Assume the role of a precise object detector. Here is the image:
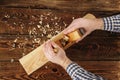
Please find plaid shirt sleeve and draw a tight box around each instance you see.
[66,62,105,80]
[103,14,120,32]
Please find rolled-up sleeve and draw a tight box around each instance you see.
[103,14,120,32]
[66,62,105,80]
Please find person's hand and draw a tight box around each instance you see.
[63,18,104,42]
[43,40,72,69]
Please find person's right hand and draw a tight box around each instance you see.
[63,18,104,42]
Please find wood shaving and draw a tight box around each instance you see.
[30,28,38,36]
[45,17,47,19]
[4,14,10,18]
[55,31,60,34]
[46,24,50,28]
[47,34,52,39]
[29,30,32,35]
[54,16,58,20]
[63,21,67,27]
[41,33,44,37]
[55,22,58,25]
[13,22,17,25]
[46,13,50,16]
[22,53,25,56]
[45,66,48,69]
[51,18,54,21]
[35,74,40,79]
[10,58,14,63]
[40,15,43,17]
[14,38,18,43]
[40,15,43,21]
[63,36,69,41]
[60,35,69,47]
[37,25,41,28]
[43,29,47,34]
[39,21,42,25]
[12,43,16,48]
[33,38,41,44]
[72,17,75,20]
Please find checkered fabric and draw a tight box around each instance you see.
[66,63,105,80]
[103,14,120,32]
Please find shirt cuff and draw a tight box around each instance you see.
[66,62,80,78]
[103,14,120,32]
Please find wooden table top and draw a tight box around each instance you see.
[0,0,120,80]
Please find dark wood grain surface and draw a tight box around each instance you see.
[0,0,120,11]
[0,0,120,80]
[1,61,120,80]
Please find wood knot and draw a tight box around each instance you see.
[52,68,58,72]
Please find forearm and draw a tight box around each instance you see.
[66,62,105,80]
[59,57,105,80]
[103,14,120,32]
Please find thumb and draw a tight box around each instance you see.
[51,41,61,53]
[51,41,60,48]
[76,32,90,43]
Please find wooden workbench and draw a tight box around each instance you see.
[0,0,120,80]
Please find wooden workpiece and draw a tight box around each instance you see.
[0,0,120,80]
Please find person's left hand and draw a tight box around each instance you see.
[43,40,72,69]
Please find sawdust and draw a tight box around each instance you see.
[3,10,72,61]
[10,58,14,63]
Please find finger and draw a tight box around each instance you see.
[45,40,55,52]
[47,41,56,56]
[62,21,75,33]
[76,32,90,43]
[51,41,60,48]
[63,25,76,34]
[46,41,54,52]
[51,41,60,53]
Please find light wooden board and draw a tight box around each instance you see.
[19,13,96,75]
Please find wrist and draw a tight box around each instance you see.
[94,18,104,30]
[61,57,72,70]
